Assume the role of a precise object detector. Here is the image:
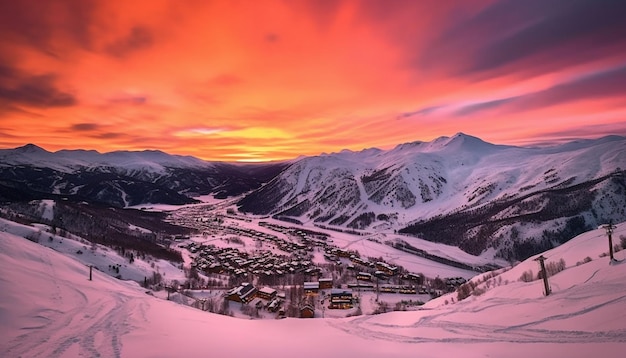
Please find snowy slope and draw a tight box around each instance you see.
[0,218,186,283]
[240,133,625,222]
[2,221,625,357]
[238,133,626,259]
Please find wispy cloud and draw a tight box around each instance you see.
[71,123,99,131]
[0,68,76,108]
[105,26,154,58]
[0,0,624,161]
[419,0,626,79]
[454,97,517,117]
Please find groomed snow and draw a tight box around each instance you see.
[2,221,626,357]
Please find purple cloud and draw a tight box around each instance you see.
[419,0,626,79]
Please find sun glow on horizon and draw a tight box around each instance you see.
[1,1,625,161]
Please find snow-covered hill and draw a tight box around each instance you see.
[0,144,287,206]
[0,217,186,283]
[238,133,626,260]
[2,219,625,357]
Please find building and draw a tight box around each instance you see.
[347,282,374,291]
[375,261,398,276]
[380,284,399,293]
[304,281,320,295]
[318,278,333,289]
[205,263,223,274]
[329,289,353,309]
[300,304,315,318]
[225,282,257,303]
[267,298,282,312]
[256,286,277,301]
[374,270,389,280]
[357,272,372,281]
[402,273,424,285]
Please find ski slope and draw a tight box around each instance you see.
[1,221,626,357]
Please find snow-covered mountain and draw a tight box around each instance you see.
[0,144,287,207]
[2,134,625,261]
[2,218,625,357]
[238,133,626,260]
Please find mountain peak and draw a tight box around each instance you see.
[432,133,500,154]
[14,143,48,154]
[446,132,483,143]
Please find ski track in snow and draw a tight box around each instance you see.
[3,248,146,358]
[3,217,626,357]
[328,289,626,345]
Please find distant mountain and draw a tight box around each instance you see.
[3,134,625,261]
[237,133,626,261]
[0,145,288,207]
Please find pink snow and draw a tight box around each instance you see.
[1,222,626,357]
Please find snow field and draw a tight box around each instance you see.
[1,221,626,357]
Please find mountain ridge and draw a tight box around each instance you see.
[237,134,626,261]
[2,134,625,260]
[0,144,289,206]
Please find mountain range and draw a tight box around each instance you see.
[237,133,626,260]
[2,133,625,261]
[0,144,287,206]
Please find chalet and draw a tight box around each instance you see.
[357,272,373,281]
[350,256,368,266]
[318,278,333,289]
[380,285,399,293]
[257,286,277,301]
[267,298,282,312]
[300,304,315,318]
[445,277,467,288]
[206,263,223,274]
[324,254,337,263]
[329,289,353,309]
[334,249,352,258]
[347,283,375,291]
[375,261,398,276]
[225,282,257,303]
[374,270,389,280]
[304,281,320,294]
[402,273,424,285]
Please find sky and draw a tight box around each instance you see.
[1,0,626,162]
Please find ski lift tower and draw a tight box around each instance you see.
[599,222,618,263]
[534,255,551,296]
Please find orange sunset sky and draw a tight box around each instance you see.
[1,0,625,162]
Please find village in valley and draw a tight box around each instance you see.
[148,201,474,320]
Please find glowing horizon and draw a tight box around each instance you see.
[1,1,625,162]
